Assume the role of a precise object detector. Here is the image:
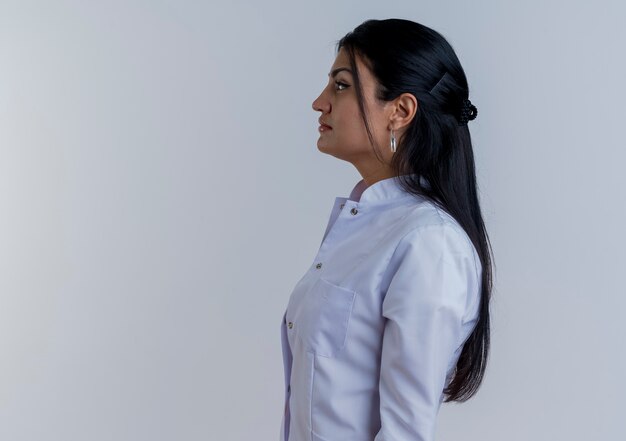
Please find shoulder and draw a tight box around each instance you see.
[400,198,469,242]
[395,198,481,274]
[385,201,482,320]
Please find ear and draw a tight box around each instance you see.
[388,93,418,130]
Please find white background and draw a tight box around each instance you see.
[1,1,624,440]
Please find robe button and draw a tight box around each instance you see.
[350,207,358,215]
[315,262,322,269]
[288,321,293,329]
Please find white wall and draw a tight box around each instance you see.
[0,1,623,440]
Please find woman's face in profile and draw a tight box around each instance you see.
[312,47,391,163]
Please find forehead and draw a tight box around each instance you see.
[332,47,351,66]
[330,47,372,79]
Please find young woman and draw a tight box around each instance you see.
[279,18,493,441]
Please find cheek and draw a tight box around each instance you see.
[334,105,364,132]
[341,114,369,139]
[334,122,372,153]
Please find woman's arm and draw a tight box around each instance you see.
[374,223,480,441]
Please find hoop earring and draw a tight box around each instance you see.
[390,128,397,153]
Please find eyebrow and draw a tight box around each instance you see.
[328,67,353,78]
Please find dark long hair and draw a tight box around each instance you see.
[336,18,494,402]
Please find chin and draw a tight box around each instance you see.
[316,140,330,151]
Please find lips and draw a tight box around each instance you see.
[318,119,332,128]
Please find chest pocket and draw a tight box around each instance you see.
[294,276,356,358]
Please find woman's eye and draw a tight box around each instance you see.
[334,81,349,91]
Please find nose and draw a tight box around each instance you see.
[312,89,330,114]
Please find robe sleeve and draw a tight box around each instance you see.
[373,223,481,441]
